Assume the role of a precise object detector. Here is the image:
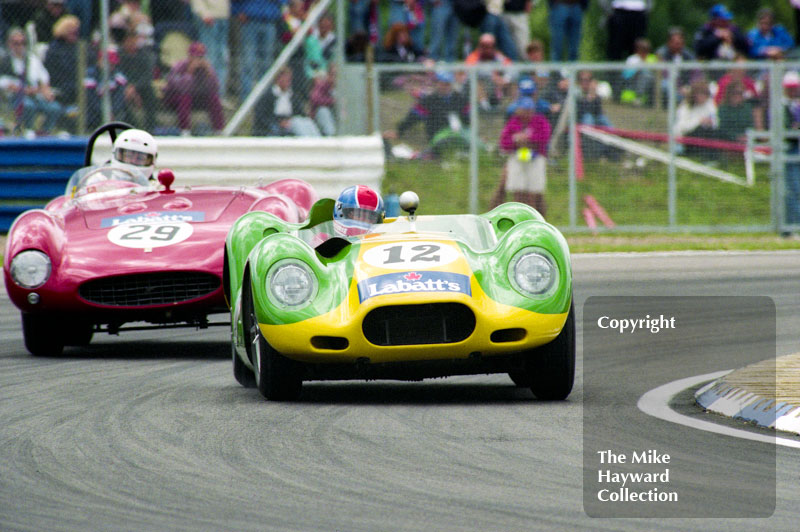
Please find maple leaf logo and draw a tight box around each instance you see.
[404,272,422,281]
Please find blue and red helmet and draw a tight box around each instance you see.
[333,185,385,236]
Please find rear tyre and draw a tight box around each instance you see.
[512,303,575,400]
[22,313,65,356]
[243,280,302,401]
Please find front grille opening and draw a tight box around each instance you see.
[363,303,475,346]
[491,328,527,343]
[311,336,349,350]
[79,272,220,307]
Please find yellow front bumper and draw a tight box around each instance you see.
[260,289,568,364]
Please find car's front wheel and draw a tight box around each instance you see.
[242,279,302,401]
[64,321,93,346]
[22,313,65,356]
[232,341,256,388]
[509,303,575,400]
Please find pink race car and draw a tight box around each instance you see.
[3,123,317,355]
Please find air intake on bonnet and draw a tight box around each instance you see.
[363,303,475,346]
[79,272,220,307]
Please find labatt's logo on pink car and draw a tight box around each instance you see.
[100,211,205,227]
[357,271,471,302]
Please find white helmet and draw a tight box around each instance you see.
[111,129,158,179]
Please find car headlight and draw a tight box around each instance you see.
[10,250,52,289]
[508,248,558,298]
[267,259,317,309]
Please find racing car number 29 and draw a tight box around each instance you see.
[107,222,194,249]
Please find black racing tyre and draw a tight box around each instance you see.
[64,321,94,346]
[512,303,575,400]
[507,370,531,387]
[21,313,65,356]
[243,280,302,401]
[232,341,256,388]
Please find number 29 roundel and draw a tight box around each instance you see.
[107,222,194,249]
[361,241,460,270]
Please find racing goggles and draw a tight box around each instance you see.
[340,207,383,224]
[115,148,154,167]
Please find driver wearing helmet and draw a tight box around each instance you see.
[333,185,385,236]
[110,128,158,180]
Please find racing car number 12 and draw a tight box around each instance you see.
[362,241,460,270]
[107,222,194,249]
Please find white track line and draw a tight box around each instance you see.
[637,371,800,449]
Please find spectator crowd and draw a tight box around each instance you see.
[0,1,799,143]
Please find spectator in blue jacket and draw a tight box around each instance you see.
[694,4,749,60]
[233,0,285,99]
[747,7,794,60]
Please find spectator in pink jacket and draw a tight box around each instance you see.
[498,95,551,215]
[163,41,225,136]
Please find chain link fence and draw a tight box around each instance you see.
[2,1,799,233]
[0,0,336,137]
[373,60,800,233]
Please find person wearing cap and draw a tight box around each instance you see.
[747,7,794,60]
[693,4,749,60]
[0,29,64,136]
[498,95,551,215]
[163,41,226,136]
[506,77,550,117]
[385,70,470,157]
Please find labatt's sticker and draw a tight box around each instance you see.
[101,211,205,227]
[357,271,470,302]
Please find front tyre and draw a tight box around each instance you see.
[516,303,575,400]
[22,313,65,356]
[64,320,93,346]
[243,279,302,401]
[232,342,256,388]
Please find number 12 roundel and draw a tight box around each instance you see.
[361,242,460,270]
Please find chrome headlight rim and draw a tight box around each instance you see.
[266,259,318,310]
[10,250,52,289]
[508,247,559,299]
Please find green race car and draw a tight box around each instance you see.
[224,193,574,401]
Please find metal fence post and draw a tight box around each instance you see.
[667,64,677,228]
[771,63,785,233]
[567,67,577,230]
[335,0,346,131]
[99,0,111,124]
[371,64,380,134]
[469,68,479,214]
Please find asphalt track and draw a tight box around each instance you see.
[1,251,799,531]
